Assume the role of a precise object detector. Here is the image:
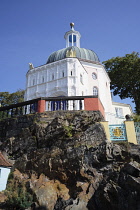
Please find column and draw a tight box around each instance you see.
[100,121,111,141]
[124,121,137,144]
[38,100,46,113]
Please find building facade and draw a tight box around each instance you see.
[24,23,132,124]
[0,152,12,191]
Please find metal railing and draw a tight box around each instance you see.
[0,99,38,119]
[0,96,98,120]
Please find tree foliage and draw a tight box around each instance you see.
[103,52,140,114]
[132,114,140,122]
[0,89,25,107]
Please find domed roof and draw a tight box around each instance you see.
[46,46,100,64]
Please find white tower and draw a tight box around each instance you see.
[64,23,81,48]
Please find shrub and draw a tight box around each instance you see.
[5,180,33,210]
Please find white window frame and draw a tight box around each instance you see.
[115,107,123,118]
[93,86,98,96]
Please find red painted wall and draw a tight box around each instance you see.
[37,100,46,113]
[84,98,105,117]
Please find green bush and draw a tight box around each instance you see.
[5,180,33,210]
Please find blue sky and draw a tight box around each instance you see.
[0,0,140,111]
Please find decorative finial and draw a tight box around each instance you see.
[29,63,34,70]
[70,22,74,30]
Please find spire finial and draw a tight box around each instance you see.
[70,22,74,30]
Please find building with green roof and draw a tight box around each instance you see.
[24,23,132,124]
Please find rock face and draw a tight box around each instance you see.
[0,111,140,210]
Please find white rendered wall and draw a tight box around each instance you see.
[67,58,88,96]
[0,167,11,191]
[25,60,70,101]
[106,102,133,124]
[25,58,90,101]
[82,63,99,96]
[81,61,113,119]
[97,65,113,114]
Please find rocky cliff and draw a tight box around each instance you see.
[0,111,140,210]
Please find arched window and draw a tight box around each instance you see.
[92,73,97,80]
[93,87,98,96]
[52,74,54,80]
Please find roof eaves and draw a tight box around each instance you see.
[0,152,12,168]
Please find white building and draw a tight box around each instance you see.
[24,23,132,124]
[106,102,133,124]
[0,152,12,191]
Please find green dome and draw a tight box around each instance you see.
[46,46,100,64]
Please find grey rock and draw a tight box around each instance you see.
[0,111,140,210]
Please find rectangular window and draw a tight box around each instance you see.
[80,74,83,84]
[115,107,123,118]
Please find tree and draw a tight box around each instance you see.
[103,52,140,114]
[0,89,25,107]
[132,114,140,122]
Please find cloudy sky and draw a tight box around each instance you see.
[0,0,140,110]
